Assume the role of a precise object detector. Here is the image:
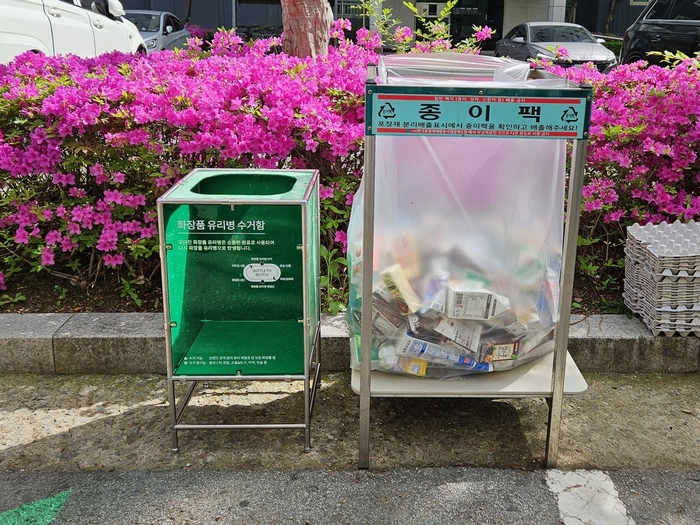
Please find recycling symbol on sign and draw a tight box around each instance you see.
[378,102,396,119]
[561,106,579,123]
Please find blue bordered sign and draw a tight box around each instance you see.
[366,88,592,139]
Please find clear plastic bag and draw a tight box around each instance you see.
[347,133,566,378]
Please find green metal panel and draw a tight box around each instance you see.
[306,184,320,357]
[163,168,315,202]
[159,169,318,377]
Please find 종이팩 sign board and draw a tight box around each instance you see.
[365,89,592,139]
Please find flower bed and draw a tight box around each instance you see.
[1,24,700,314]
[0,29,373,311]
[541,61,700,310]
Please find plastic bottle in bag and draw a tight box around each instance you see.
[395,337,492,372]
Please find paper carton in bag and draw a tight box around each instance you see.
[433,317,481,353]
[446,281,510,320]
[381,264,422,315]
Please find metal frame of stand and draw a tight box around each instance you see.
[165,330,321,452]
[357,60,593,469]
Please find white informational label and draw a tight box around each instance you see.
[434,318,481,353]
[243,263,281,283]
[446,283,510,320]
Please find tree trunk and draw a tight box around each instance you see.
[604,0,618,34]
[183,0,193,24]
[280,0,334,58]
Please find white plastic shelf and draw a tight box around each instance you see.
[351,349,587,398]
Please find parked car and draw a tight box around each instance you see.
[621,0,700,65]
[123,10,190,53]
[0,0,146,64]
[495,22,618,71]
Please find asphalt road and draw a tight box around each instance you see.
[1,468,699,524]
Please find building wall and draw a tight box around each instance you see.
[381,0,420,31]
[234,4,283,32]
[502,0,548,34]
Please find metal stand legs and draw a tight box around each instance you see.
[167,326,321,453]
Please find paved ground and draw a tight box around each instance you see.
[1,371,699,524]
[2,372,700,473]
[1,468,699,524]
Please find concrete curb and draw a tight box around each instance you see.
[0,313,698,375]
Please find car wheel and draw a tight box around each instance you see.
[136,46,147,56]
[622,51,645,65]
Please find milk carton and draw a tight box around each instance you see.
[446,281,510,320]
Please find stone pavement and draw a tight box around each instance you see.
[1,371,699,473]
[1,312,699,524]
[1,313,699,374]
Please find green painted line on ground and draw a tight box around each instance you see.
[0,490,71,525]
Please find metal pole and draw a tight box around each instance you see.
[545,138,588,468]
[168,380,179,452]
[359,109,377,469]
[302,203,312,453]
[158,202,180,453]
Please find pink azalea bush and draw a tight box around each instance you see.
[0,28,376,304]
[184,24,214,41]
[540,59,700,309]
[542,60,700,225]
[2,18,699,313]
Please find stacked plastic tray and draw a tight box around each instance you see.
[623,220,700,336]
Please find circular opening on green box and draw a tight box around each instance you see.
[192,174,297,196]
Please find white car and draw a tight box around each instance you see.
[495,22,617,72]
[124,10,190,54]
[0,0,146,64]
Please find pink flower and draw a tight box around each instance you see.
[345,193,354,206]
[52,172,76,187]
[91,163,110,184]
[604,210,626,222]
[68,188,87,198]
[319,185,335,200]
[96,227,118,251]
[392,26,413,44]
[41,247,55,266]
[45,230,63,245]
[331,18,352,39]
[553,45,570,62]
[0,272,6,291]
[103,253,124,267]
[15,228,29,244]
[334,230,348,253]
[61,235,78,252]
[474,26,494,43]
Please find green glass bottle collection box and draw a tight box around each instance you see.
[158,169,320,378]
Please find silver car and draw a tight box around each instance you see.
[124,10,190,53]
[495,22,617,71]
